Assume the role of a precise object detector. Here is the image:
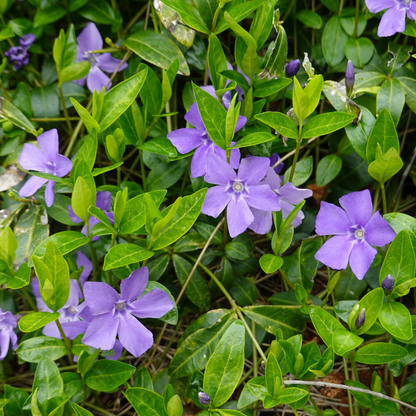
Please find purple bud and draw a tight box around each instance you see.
[198,392,210,405]
[5,46,29,70]
[285,59,300,77]
[270,153,283,175]
[20,34,36,48]
[382,275,394,295]
[345,60,355,96]
[355,308,365,330]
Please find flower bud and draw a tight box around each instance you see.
[345,60,355,96]
[198,392,210,405]
[355,308,366,330]
[20,34,36,48]
[294,353,304,375]
[382,275,394,295]
[285,59,300,77]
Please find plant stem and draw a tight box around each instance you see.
[380,183,388,215]
[55,319,73,363]
[20,287,37,311]
[353,0,360,38]
[117,166,121,187]
[86,222,98,281]
[125,3,148,34]
[350,350,360,382]
[289,138,302,182]
[252,320,258,378]
[58,82,73,135]
[309,395,322,416]
[139,151,147,191]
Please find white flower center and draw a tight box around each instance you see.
[116,301,126,310]
[69,306,77,314]
[232,182,244,193]
[354,229,365,240]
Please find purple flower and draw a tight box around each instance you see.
[5,46,29,70]
[345,60,355,96]
[382,274,395,294]
[365,0,416,37]
[68,191,114,241]
[75,22,128,93]
[20,34,36,48]
[201,154,280,238]
[285,59,301,77]
[314,190,396,280]
[0,308,17,360]
[198,392,211,405]
[81,267,173,358]
[19,129,72,207]
[270,153,284,175]
[167,89,246,178]
[249,167,313,235]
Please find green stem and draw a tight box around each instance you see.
[353,0,360,38]
[289,138,302,182]
[83,402,113,415]
[20,287,37,311]
[32,117,79,122]
[76,277,84,299]
[58,82,73,135]
[343,356,355,415]
[211,3,223,32]
[252,320,258,378]
[309,395,322,416]
[140,150,147,191]
[55,319,73,363]
[373,183,381,214]
[125,3,148,34]
[380,183,388,215]
[165,101,172,133]
[117,166,121,187]
[107,233,117,284]
[86,222,98,281]
[350,350,360,382]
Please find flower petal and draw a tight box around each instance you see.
[279,182,313,205]
[365,0,395,13]
[235,115,247,132]
[86,66,111,93]
[68,206,83,224]
[82,313,118,351]
[377,6,406,37]
[19,143,48,171]
[167,128,203,154]
[61,321,89,340]
[96,53,127,73]
[201,185,231,218]
[263,167,282,190]
[77,252,93,284]
[55,155,72,177]
[120,267,149,303]
[227,196,254,238]
[364,212,396,246]
[77,22,103,53]
[19,176,47,198]
[96,191,111,211]
[248,208,273,235]
[237,156,270,185]
[314,236,353,270]
[44,180,55,207]
[131,288,173,318]
[0,330,11,360]
[37,129,59,163]
[184,102,206,132]
[204,152,236,185]
[339,190,373,227]
[191,141,212,178]
[118,313,153,357]
[83,281,119,315]
[244,185,281,211]
[280,200,304,228]
[105,339,123,360]
[349,241,377,280]
[408,3,416,20]
[315,201,351,236]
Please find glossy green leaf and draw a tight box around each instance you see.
[33,358,63,403]
[379,302,413,340]
[301,112,355,139]
[344,380,373,408]
[316,154,342,186]
[259,254,283,274]
[0,97,38,136]
[72,176,94,224]
[283,156,313,187]
[279,387,309,404]
[16,336,68,363]
[18,312,59,333]
[60,61,91,84]
[384,213,416,255]
[322,16,348,66]
[304,75,324,117]
[356,288,384,335]
[292,77,309,125]
[296,10,322,29]
[72,404,94,416]
[103,243,154,270]
[368,147,403,184]
[265,352,282,397]
[344,37,374,68]
[309,305,344,347]
[354,342,407,364]
[0,227,17,266]
[70,97,100,133]
[231,132,275,149]
[253,78,292,98]
[6,263,31,290]
[137,137,177,158]
[376,78,405,126]
[332,329,363,356]
[255,112,298,139]
[124,388,166,416]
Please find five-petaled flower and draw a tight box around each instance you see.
[0,308,18,360]
[19,129,72,207]
[314,190,396,280]
[201,154,281,238]
[81,266,173,358]
[75,22,128,93]
[365,0,416,37]
[5,34,36,70]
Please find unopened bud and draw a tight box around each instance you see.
[285,59,300,77]
[198,392,210,405]
[294,353,304,375]
[355,308,366,330]
[382,275,394,295]
[345,60,355,96]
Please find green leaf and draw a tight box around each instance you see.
[332,329,363,356]
[124,31,190,76]
[259,254,283,274]
[33,358,63,403]
[321,16,348,66]
[172,255,210,311]
[321,0,339,12]
[152,189,208,250]
[137,137,177,158]
[0,227,17,266]
[18,312,59,333]
[243,306,305,338]
[366,108,399,164]
[103,243,154,270]
[384,213,416,255]
[316,154,342,186]
[292,77,309,125]
[296,10,322,29]
[344,37,374,68]
[147,160,188,191]
[345,107,375,160]
[279,387,309,404]
[356,288,384,335]
[397,76,416,114]
[304,75,324,117]
[207,33,228,92]
[237,377,267,408]
[344,380,373,408]
[72,176,94,223]
[193,83,227,149]
[60,61,91,84]
[255,112,298,139]
[98,70,148,131]
[354,342,408,364]
[16,336,68,363]
[124,388,166,416]
[85,360,135,392]
[388,42,412,74]
[34,6,66,27]
[89,206,115,231]
[92,162,123,177]
[203,321,245,407]
[77,0,117,25]
[253,78,292,98]
[379,302,413,340]
[376,78,405,126]
[70,97,100,133]
[309,305,344,347]
[231,132,275,149]
[6,263,31,290]
[283,156,313,187]
[114,187,128,229]
[0,97,38,136]
[368,147,403,184]
[133,367,153,390]
[301,112,356,139]
[72,404,94,416]
[265,353,282,397]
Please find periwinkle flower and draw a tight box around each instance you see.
[20,34,36,48]
[198,392,211,405]
[5,46,29,70]
[355,308,366,330]
[19,129,72,207]
[201,154,280,238]
[0,308,17,360]
[68,191,114,241]
[345,60,355,97]
[365,0,416,37]
[167,90,246,178]
[249,167,313,235]
[270,153,284,175]
[382,274,395,295]
[75,22,128,93]
[314,190,396,280]
[81,266,173,357]
[285,59,301,77]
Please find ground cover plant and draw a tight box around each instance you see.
[0,0,416,415]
